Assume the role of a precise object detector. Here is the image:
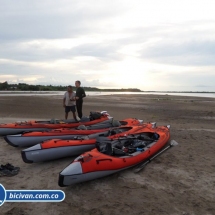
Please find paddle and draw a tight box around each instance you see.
[133,140,179,173]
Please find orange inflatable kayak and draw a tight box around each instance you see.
[58,123,170,186]
[21,124,152,163]
[0,111,111,136]
[5,118,143,147]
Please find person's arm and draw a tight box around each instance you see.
[63,93,66,107]
[75,89,80,100]
[75,88,85,100]
[82,88,86,98]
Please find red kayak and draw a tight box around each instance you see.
[21,124,152,163]
[5,118,143,147]
[0,111,111,136]
[58,124,170,186]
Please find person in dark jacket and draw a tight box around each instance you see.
[75,80,86,119]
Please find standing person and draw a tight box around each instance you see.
[75,80,86,119]
[63,85,77,120]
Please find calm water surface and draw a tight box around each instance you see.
[0,91,215,98]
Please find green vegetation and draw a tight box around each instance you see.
[0,81,142,92]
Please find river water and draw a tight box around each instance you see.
[0,91,215,98]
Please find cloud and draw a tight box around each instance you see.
[0,40,124,63]
[140,39,215,66]
[138,21,215,66]
[0,0,127,41]
[0,0,215,91]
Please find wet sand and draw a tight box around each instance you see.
[0,94,215,215]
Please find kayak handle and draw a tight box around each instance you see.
[96,159,112,164]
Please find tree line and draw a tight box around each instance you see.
[0,81,142,92]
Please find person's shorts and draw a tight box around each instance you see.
[65,106,76,113]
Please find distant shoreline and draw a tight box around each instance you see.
[0,91,215,99]
[0,90,215,94]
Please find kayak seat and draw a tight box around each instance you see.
[95,141,113,156]
[108,129,123,136]
[112,147,127,156]
[112,120,121,127]
[118,121,127,126]
[137,133,160,141]
[87,131,109,139]
[89,112,103,121]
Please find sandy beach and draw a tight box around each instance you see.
[0,94,215,215]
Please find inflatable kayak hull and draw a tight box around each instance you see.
[5,118,142,147]
[22,143,96,163]
[58,124,170,186]
[4,118,143,147]
[21,125,149,163]
[0,111,111,136]
[4,118,114,147]
[5,134,82,147]
[59,165,125,186]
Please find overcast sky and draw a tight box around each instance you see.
[0,0,215,91]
